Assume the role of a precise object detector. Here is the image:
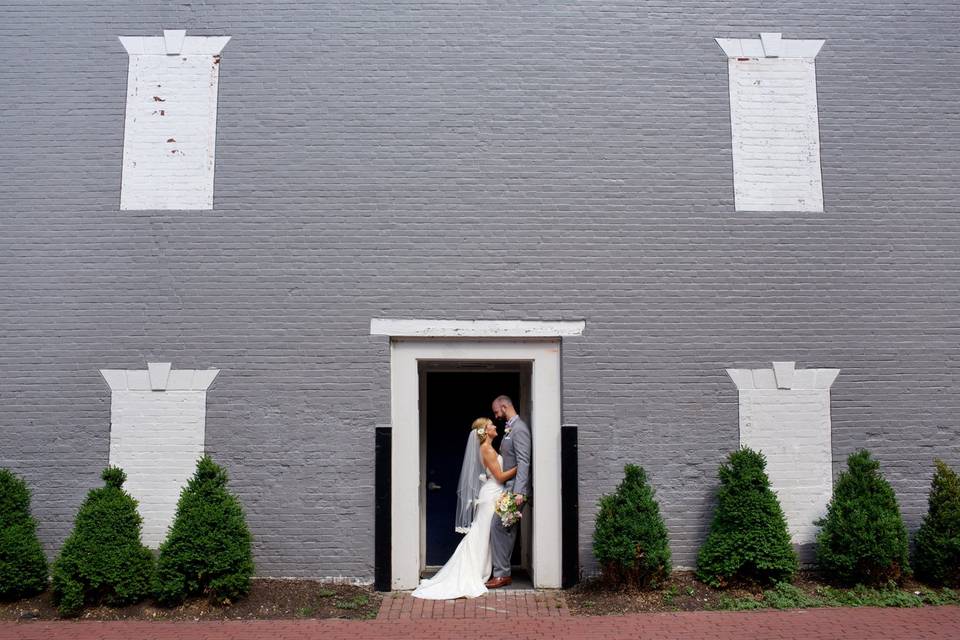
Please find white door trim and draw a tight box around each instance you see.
[371,318,585,338]
[388,339,563,589]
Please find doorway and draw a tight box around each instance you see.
[420,362,532,570]
[386,338,565,590]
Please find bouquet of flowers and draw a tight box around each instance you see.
[494,491,523,528]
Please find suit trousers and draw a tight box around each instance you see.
[490,501,528,578]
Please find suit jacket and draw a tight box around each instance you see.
[500,417,531,497]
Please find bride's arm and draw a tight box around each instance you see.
[481,444,517,484]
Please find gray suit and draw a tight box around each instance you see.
[491,416,531,577]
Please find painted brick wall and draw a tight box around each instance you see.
[119,35,229,210]
[1,1,958,580]
[741,390,832,548]
[108,390,206,548]
[727,57,824,212]
[729,363,839,551]
[101,365,218,547]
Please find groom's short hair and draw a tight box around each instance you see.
[494,395,514,409]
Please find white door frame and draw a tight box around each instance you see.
[417,360,533,573]
[388,338,564,589]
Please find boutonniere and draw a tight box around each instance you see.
[504,427,512,436]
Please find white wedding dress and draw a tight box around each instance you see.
[412,455,503,600]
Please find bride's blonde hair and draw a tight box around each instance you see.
[472,417,492,443]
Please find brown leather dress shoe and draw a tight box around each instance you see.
[485,576,512,589]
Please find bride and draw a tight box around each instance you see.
[412,417,517,599]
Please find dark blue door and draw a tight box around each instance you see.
[424,370,522,566]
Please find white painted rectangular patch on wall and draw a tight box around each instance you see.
[727,362,839,545]
[119,31,230,210]
[716,34,826,212]
[100,363,220,547]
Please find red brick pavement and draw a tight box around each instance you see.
[2,606,959,640]
[377,589,568,619]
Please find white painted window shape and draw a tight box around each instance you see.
[119,30,231,210]
[726,361,839,545]
[100,362,220,547]
[716,33,826,212]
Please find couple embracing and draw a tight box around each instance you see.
[412,395,531,600]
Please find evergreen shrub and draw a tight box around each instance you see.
[913,459,960,586]
[592,464,671,588]
[815,450,910,585]
[0,469,48,600]
[51,467,154,617]
[153,456,254,606]
[696,448,798,587]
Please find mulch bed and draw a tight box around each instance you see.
[567,571,748,615]
[0,580,380,621]
[564,570,949,616]
[6,573,954,620]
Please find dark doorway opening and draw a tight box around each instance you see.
[420,362,531,570]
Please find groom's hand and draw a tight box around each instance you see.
[514,494,526,506]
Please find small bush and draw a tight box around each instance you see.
[762,582,818,609]
[153,456,254,606]
[714,594,764,611]
[913,460,960,586]
[593,464,671,588]
[815,450,910,585]
[334,594,369,610]
[815,583,924,608]
[0,469,49,600]
[51,467,154,617]
[921,587,960,606]
[696,448,798,587]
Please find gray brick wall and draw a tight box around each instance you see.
[1,1,958,579]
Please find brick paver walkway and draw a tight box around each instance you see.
[2,606,959,640]
[377,589,568,619]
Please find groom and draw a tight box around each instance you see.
[486,395,531,589]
